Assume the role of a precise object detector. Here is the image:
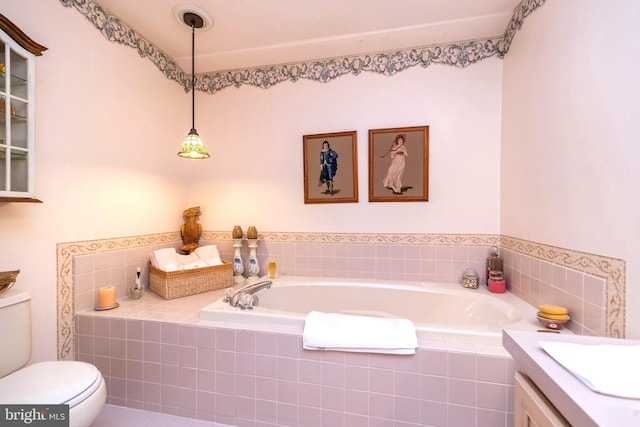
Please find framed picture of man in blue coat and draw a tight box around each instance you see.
[303,130,358,204]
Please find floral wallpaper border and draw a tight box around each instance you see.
[56,231,622,360]
[59,0,545,94]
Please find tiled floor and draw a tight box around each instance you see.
[90,404,233,427]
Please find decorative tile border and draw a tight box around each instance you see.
[59,0,546,94]
[500,235,626,338]
[256,231,500,246]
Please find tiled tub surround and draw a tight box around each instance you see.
[59,231,623,362]
[61,232,501,361]
[62,231,622,425]
[75,290,516,427]
[500,237,625,338]
[502,249,608,337]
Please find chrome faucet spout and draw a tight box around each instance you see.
[226,280,273,307]
[242,280,273,296]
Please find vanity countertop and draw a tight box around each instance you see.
[503,329,640,427]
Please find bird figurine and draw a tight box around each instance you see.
[180,206,202,254]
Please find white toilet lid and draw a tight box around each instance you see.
[0,361,103,407]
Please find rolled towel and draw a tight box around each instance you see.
[303,311,418,355]
[151,248,179,270]
[194,245,223,266]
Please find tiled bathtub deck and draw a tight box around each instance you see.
[76,286,515,427]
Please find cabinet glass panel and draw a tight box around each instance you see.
[9,98,27,149]
[9,49,27,99]
[0,147,5,190]
[0,109,5,146]
[10,149,28,192]
[0,43,5,94]
[0,17,40,198]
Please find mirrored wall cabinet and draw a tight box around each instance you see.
[0,14,46,203]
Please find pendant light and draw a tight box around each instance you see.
[178,11,209,159]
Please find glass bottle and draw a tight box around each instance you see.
[486,246,503,285]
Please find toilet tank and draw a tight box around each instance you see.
[0,289,32,378]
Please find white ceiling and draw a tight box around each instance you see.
[95,0,521,74]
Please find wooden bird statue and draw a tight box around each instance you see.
[180,206,202,254]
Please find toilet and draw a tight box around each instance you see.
[0,288,106,427]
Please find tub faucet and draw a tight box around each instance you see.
[224,280,273,309]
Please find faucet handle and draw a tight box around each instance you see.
[223,287,236,303]
[237,293,255,310]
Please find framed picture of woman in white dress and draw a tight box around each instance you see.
[368,126,429,202]
[303,130,358,204]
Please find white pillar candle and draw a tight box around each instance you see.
[98,285,116,309]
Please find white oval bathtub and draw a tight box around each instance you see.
[199,276,556,346]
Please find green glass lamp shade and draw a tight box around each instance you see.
[178,129,210,159]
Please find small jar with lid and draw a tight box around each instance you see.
[462,268,479,289]
[488,270,506,293]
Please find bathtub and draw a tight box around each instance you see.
[199,276,553,346]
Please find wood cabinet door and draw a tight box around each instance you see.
[514,371,570,427]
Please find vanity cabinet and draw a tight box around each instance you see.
[514,371,569,427]
[0,14,46,202]
[505,330,640,427]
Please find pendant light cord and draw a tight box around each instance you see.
[190,19,196,131]
[178,11,209,158]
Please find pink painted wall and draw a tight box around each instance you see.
[1,0,504,363]
[500,0,640,337]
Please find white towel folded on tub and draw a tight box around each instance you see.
[194,245,223,266]
[303,311,418,355]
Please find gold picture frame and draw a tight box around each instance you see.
[368,126,429,202]
[303,131,358,204]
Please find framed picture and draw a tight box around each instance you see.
[303,131,358,204]
[368,126,429,202]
